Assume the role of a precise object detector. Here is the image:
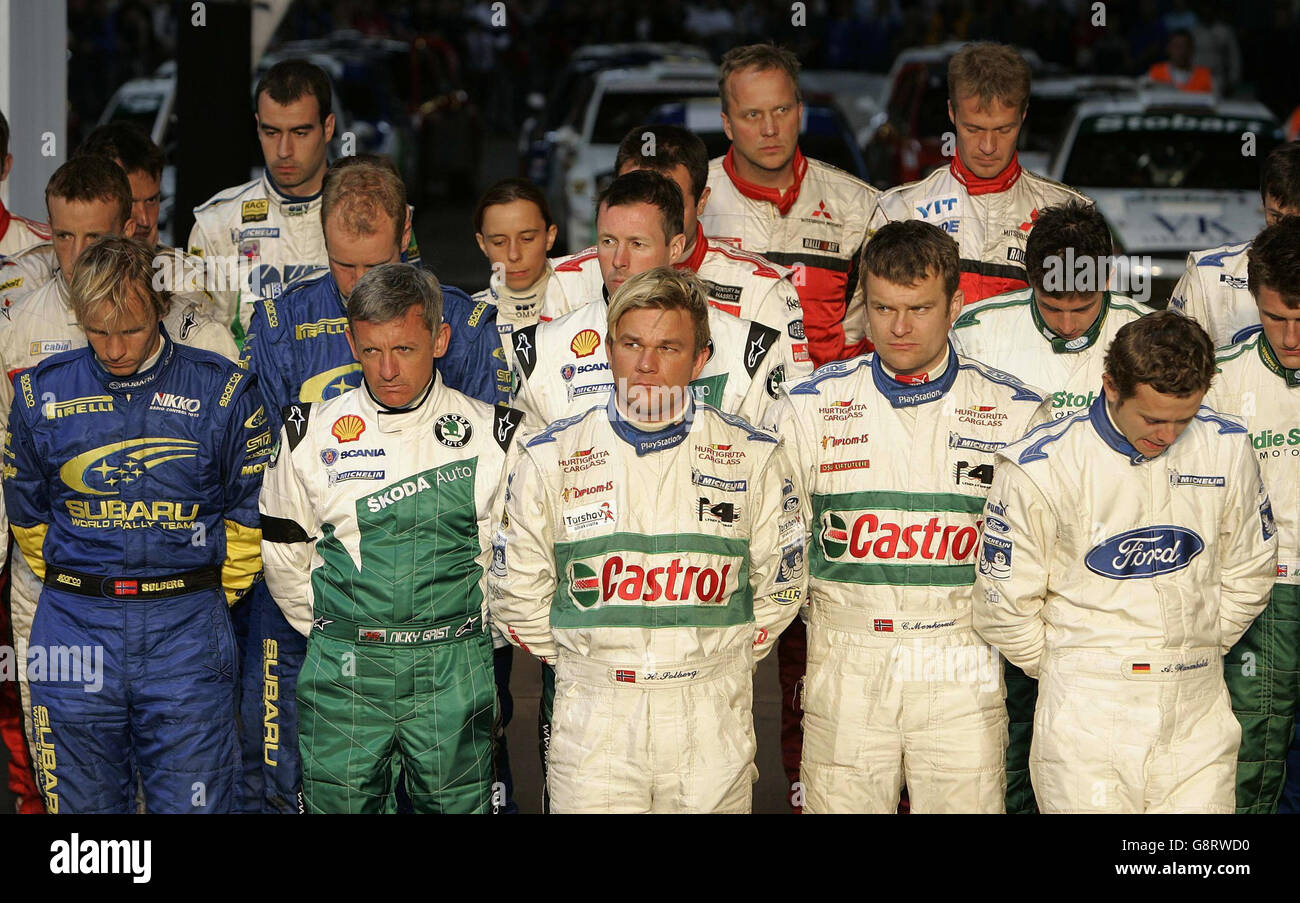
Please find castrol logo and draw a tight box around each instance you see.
[820,511,981,562]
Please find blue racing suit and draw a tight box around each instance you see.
[3,329,268,813]
[239,269,510,812]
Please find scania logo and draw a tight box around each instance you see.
[1084,526,1205,580]
[821,511,981,562]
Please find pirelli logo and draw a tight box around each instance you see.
[219,371,243,408]
[467,300,488,327]
[48,395,114,419]
[295,317,347,340]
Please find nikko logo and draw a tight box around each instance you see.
[820,511,981,562]
[148,392,202,416]
[61,438,200,496]
[1085,526,1205,580]
[566,556,735,610]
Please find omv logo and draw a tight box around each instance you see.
[1085,526,1204,580]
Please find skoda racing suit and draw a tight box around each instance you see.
[489,398,805,812]
[871,153,1092,305]
[1206,328,1300,813]
[238,268,507,813]
[4,332,268,813]
[259,376,519,813]
[1169,240,1256,348]
[538,225,812,378]
[768,347,1050,813]
[700,148,875,367]
[511,298,785,436]
[951,289,1154,813]
[972,397,1277,813]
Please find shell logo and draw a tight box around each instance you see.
[570,329,601,358]
[331,414,366,443]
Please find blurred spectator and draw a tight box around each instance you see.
[1128,0,1168,73]
[1148,28,1214,93]
[1192,2,1241,95]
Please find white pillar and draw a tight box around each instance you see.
[0,0,66,218]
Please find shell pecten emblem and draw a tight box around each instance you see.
[570,329,601,358]
[59,438,201,496]
[331,414,366,443]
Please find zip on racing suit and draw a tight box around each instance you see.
[870,153,1093,305]
[238,268,509,813]
[488,397,805,812]
[1206,327,1300,813]
[972,396,1277,813]
[1169,240,1257,348]
[511,297,786,438]
[700,148,875,367]
[950,287,1154,812]
[259,375,520,813]
[4,331,268,813]
[538,225,812,379]
[767,346,1050,813]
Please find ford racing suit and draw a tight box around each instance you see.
[1169,240,1256,348]
[972,396,1277,813]
[4,331,268,813]
[511,297,786,436]
[951,288,1154,813]
[489,397,805,812]
[768,347,1050,813]
[871,153,1092,304]
[700,148,875,367]
[259,376,519,813]
[538,225,812,379]
[1206,328,1300,813]
[238,268,507,813]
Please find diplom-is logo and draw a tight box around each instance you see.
[1085,526,1204,579]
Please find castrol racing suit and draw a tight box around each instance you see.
[972,396,1276,813]
[768,347,1050,813]
[4,332,268,813]
[871,153,1092,304]
[1206,327,1300,813]
[489,398,805,812]
[950,288,1154,812]
[259,375,520,813]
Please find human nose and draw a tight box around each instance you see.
[379,351,400,381]
[277,132,293,159]
[635,346,657,372]
[507,239,523,262]
[613,242,630,270]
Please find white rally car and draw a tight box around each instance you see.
[1049,89,1282,307]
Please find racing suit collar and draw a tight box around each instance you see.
[951,151,1022,196]
[870,344,958,407]
[678,223,709,272]
[490,263,551,323]
[261,169,324,212]
[607,394,693,456]
[1258,333,1300,388]
[94,324,175,392]
[1089,392,1152,464]
[722,147,807,216]
[362,372,439,429]
[1030,291,1109,353]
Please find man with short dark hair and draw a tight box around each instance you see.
[973,311,1277,813]
[77,122,167,246]
[5,235,268,813]
[259,262,518,813]
[768,220,1050,813]
[700,42,877,369]
[871,42,1092,305]
[1205,217,1300,813]
[1171,143,1300,347]
[490,264,804,813]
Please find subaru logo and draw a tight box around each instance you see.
[1084,526,1204,580]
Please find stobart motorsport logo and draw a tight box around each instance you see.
[60,438,202,528]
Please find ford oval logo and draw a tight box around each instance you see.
[1085,526,1205,580]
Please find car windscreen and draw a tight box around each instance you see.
[1062,112,1280,189]
[107,92,163,135]
[591,88,718,144]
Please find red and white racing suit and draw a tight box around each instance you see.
[0,199,50,258]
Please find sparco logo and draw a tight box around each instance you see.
[821,512,981,562]
[1084,526,1205,579]
[149,392,201,414]
[568,556,734,608]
